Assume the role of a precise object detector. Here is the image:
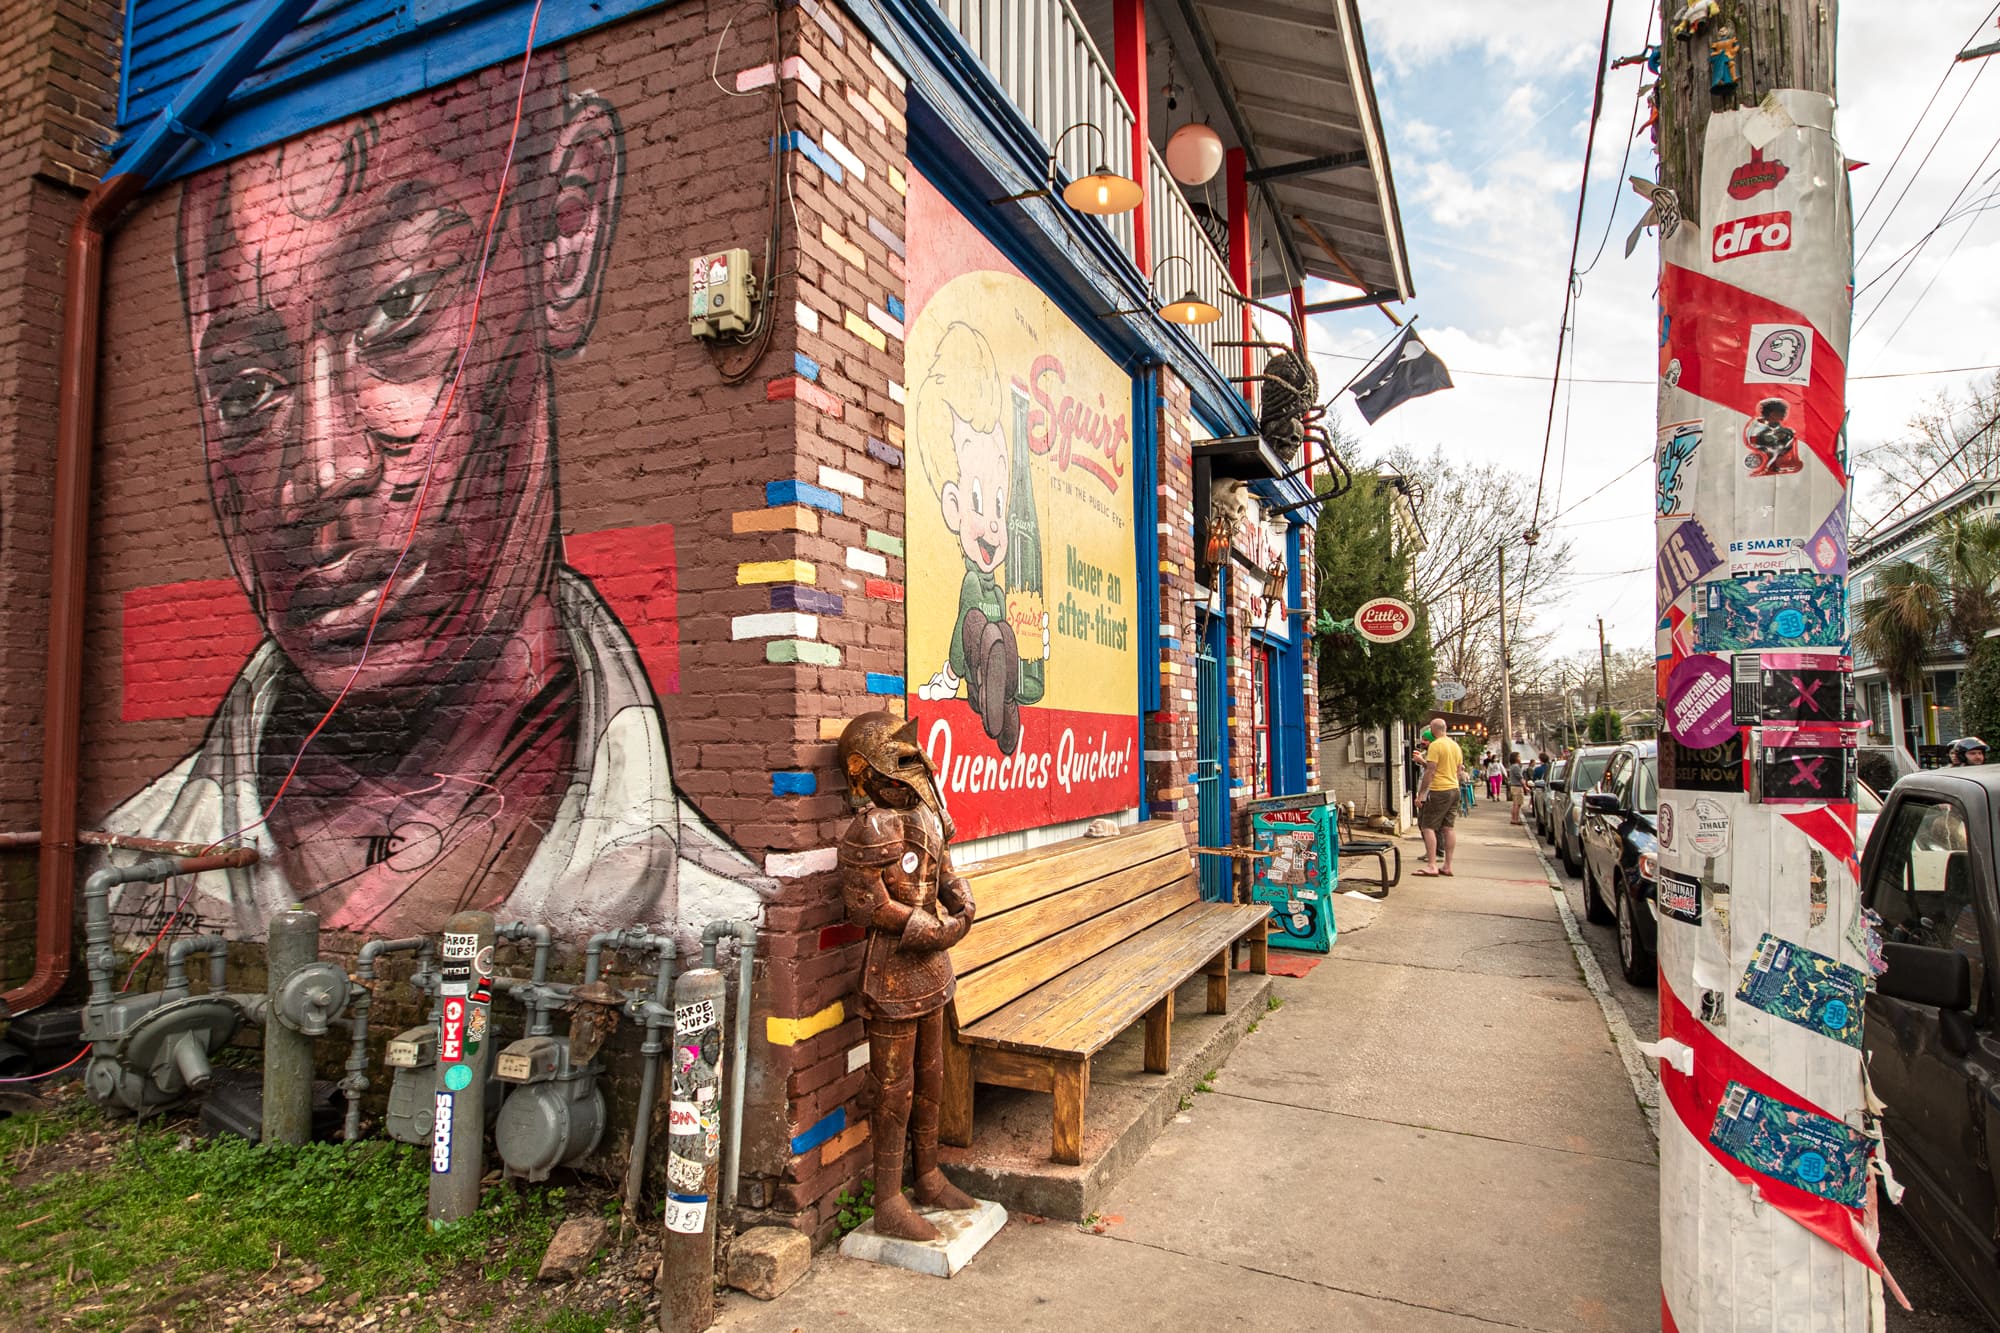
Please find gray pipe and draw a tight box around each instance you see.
[162,934,228,1000]
[495,921,556,1034]
[582,928,676,1220]
[703,917,758,1214]
[83,858,181,1011]
[341,935,429,1142]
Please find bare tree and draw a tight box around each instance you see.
[1378,446,1575,725]
[1856,370,2000,530]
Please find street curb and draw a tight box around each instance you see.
[1522,824,1662,1143]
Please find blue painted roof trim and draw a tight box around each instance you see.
[113,0,673,181]
[841,0,1257,441]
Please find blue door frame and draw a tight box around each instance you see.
[1194,605,1231,902]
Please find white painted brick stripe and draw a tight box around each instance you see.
[817,465,864,497]
[795,301,821,333]
[846,547,888,577]
[887,380,906,404]
[866,303,904,341]
[765,847,839,878]
[821,132,866,181]
[732,611,818,640]
[846,1043,871,1073]
[869,44,907,90]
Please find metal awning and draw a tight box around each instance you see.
[1161,0,1413,307]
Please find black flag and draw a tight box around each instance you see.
[1351,326,1453,424]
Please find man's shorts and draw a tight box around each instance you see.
[1418,788,1459,831]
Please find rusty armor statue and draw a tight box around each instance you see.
[837,712,979,1241]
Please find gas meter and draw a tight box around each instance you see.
[493,1034,605,1182]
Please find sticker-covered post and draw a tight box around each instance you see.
[1653,4,1885,1326]
[660,965,724,1333]
[429,911,496,1227]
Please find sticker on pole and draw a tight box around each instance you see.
[1657,867,1703,924]
[1660,733,1746,793]
[1667,655,1735,748]
[1690,797,1731,856]
[674,999,717,1034]
[1736,933,1865,1047]
[432,1092,454,1173]
[440,996,466,1064]
[441,932,480,959]
[1708,1081,1869,1207]
[667,1154,706,1191]
[669,1101,700,1134]
[1354,598,1416,644]
[664,1193,709,1235]
[1657,520,1723,612]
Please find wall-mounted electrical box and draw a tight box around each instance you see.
[689,248,758,339]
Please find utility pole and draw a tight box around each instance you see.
[1496,543,1515,759]
[1653,4,1878,1327]
[1596,617,1613,736]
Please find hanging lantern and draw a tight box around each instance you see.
[1166,122,1224,185]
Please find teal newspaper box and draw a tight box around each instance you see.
[1247,792,1339,953]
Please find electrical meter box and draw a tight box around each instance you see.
[689,248,756,338]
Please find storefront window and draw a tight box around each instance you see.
[1932,669,1963,745]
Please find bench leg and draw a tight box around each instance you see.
[1052,1058,1089,1165]
[1203,949,1229,1015]
[1144,993,1173,1073]
[941,1017,974,1148]
[1249,927,1270,976]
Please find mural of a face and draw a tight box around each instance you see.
[942,418,1009,575]
[103,61,771,943]
[177,78,621,704]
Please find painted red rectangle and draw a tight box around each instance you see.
[563,524,679,696]
[818,923,865,950]
[120,578,262,723]
[440,996,466,1063]
[909,700,1139,841]
[864,579,904,602]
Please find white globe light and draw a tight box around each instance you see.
[1166,122,1224,185]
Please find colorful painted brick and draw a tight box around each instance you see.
[732,611,817,641]
[767,639,840,666]
[767,1000,844,1046]
[767,376,844,417]
[732,505,819,535]
[766,847,838,878]
[816,466,864,498]
[844,310,886,351]
[865,672,904,696]
[867,437,903,468]
[775,129,842,182]
[864,578,903,602]
[738,559,815,586]
[820,222,865,270]
[864,530,903,557]
[845,547,888,577]
[771,585,845,615]
[771,771,818,795]
[765,478,846,514]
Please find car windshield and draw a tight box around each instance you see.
[1633,758,1658,814]
[1570,752,1611,793]
[1857,780,1881,814]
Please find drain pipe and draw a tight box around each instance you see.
[342,935,430,1142]
[2,0,320,1022]
[702,919,758,1213]
[584,929,677,1221]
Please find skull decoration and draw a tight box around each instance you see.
[838,711,954,841]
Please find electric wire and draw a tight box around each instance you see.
[1855,10,1998,267]
[1855,139,2000,337]
[1575,0,1658,280]
[1853,1,2000,235]
[1309,346,2000,386]
[1857,397,2000,538]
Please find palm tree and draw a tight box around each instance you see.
[1855,515,2000,695]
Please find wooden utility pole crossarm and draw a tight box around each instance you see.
[1653,3,1879,1328]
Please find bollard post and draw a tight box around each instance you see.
[429,911,496,1227]
[660,966,725,1333]
[263,905,317,1146]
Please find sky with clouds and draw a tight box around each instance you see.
[1302,0,2000,663]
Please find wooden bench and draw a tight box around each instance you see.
[938,819,1270,1164]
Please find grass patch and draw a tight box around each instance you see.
[0,1099,563,1329]
[1265,993,1284,1012]
[1193,1068,1218,1094]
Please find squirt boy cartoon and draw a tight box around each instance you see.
[913,322,1050,756]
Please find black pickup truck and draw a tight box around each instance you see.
[1863,768,2000,1323]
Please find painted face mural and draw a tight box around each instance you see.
[105,62,771,943]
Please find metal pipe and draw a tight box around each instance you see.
[343,936,430,1142]
[0,831,252,855]
[703,918,759,1213]
[586,928,677,1222]
[5,0,317,1022]
[495,921,555,1035]
[162,935,229,1000]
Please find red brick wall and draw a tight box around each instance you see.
[0,0,124,986]
[1144,369,1199,826]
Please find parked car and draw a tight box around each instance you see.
[1555,745,1620,874]
[1857,741,1918,797]
[1862,767,2000,1325]
[1531,759,1567,834]
[1579,741,1659,987]
[1857,778,1882,855]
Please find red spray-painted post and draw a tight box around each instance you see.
[1652,4,1889,1327]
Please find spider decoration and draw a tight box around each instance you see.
[1219,297,1352,499]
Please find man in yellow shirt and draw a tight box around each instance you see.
[1416,716,1463,876]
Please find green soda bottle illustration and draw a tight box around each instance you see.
[1008,383,1046,705]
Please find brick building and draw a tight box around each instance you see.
[0,0,1408,1239]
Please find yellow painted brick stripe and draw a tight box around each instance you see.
[845,310,887,350]
[739,559,816,585]
[821,223,865,270]
[768,1000,845,1046]
[733,504,820,535]
[888,164,908,195]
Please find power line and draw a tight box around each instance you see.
[1529,0,1619,538]
[1855,17,1997,268]
[1310,346,2000,386]
[1576,0,1658,279]
[1854,2,2000,235]
[1856,397,2000,538]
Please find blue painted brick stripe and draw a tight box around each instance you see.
[771,585,846,616]
[866,436,903,468]
[865,672,904,695]
[774,130,843,182]
[766,479,845,514]
[790,1107,845,1156]
[793,351,821,382]
[885,295,905,322]
[771,771,817,795]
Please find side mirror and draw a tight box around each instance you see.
[1878,942,1972,1011]
[1583,792,1620,814]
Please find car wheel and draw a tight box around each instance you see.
[1616,878,1657,988]
[1559,829,1579,875]
[1582,857,1614,925]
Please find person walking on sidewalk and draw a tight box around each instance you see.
[1506,754,1528,825]
[1485,756,1503,801]
[1459,755,1476,814]
[1415,718,1462,877]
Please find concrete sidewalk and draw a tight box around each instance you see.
[717,803,1660,1332]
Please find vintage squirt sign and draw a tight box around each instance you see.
[429,911,496,1226]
